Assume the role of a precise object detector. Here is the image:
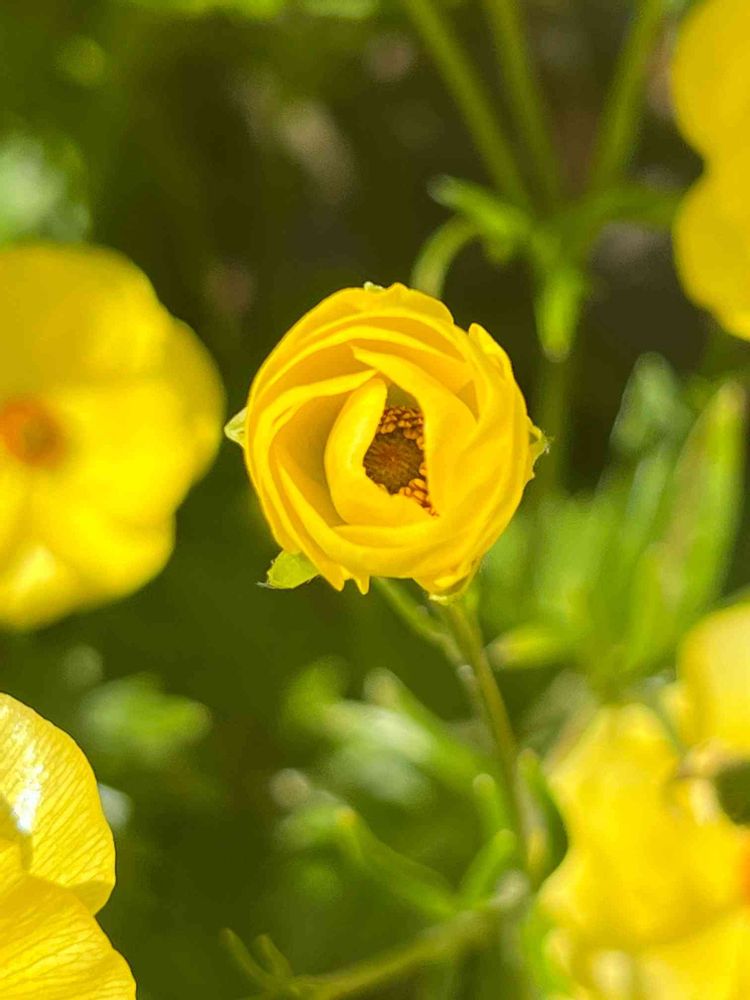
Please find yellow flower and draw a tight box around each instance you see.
[680,603,750,755]
[231,282,540,594]
[540,604,750,999]
[0,692,135,998]
[672,0,750,341]
[0,243,224,629]
[671,0,750,160]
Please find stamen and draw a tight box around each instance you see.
[0,398,65,468]
[363,406,436,514]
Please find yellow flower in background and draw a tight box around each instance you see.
[680,603,750,755]
[541,603,750,1000]
[230,282,541,594]
[671,0,750,160]
[0,243,224,629]
[0,692,135,998]
[672,0,750,341]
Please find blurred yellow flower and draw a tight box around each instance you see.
[541,603,750,1000]
[672,0,750,340]
[0,243,224,629]
[230,282,541,594]
[0,692,135,998]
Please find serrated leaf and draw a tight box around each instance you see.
[265,550,319,589]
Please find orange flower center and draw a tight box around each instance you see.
[0,398,65,468]
[363,406,436,514]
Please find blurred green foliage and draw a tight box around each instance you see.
[1,0,748,998]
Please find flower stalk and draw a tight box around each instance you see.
[439,599,529,868]
[481,0,562,207]
[401,0,532,208]
[588,0,667,192]
[289,902,500,999]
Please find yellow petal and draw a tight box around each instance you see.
[0,694,115,912]
[0,243,223,629]
[0,841,134,1000]
[0,244,168,393]
[671,0,750,158]
[674,169,750,341]
[47,381,202,527]
[0,544,100,632]
[349,346,476,515]
[679,603,750,753]
[32,482,173,598]
[638,911,748,1000]
[324,377,427,527]
[163,318,224,476]
[542,704,747,952]
[0,461,27,564]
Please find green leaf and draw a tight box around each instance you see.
[334,807,458,920]
[0,130,89,243]
[459,829,516,904]
[487,623,570,671]
[622,382,746,674]
[533,263,588,361]
[411,216,478,298]
[430,176,532,263]
[80,674,211,768]
[518,750,567,883]
[265,551,320,589]
[118,0,287,16]
[610,353,689,457]
[301,0,379,16]
[558,184,685,256]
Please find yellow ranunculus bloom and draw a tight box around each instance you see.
[0,243,224,629]
[672,0,750,341]
[541,604,750,999]
[230,282,541,594]
[0,692,135,998]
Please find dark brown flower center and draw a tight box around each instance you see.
[0,398,65,468]
[363,406,435,514]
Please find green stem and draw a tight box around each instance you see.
[481,0,562,206]
[411,217,479,298]
[532,346,575,499]
[588,0,667,192]
[373,579,455,655]
[401,0,531,208]
[295,903,500,999]
[439,600,528,865]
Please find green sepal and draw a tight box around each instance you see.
[224,407,247,446]
[264,551,320,589]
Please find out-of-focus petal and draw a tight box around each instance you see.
[542,705,747,951]
[679,603,750,753]
[671,0,750,158]
[674,171,750,341]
